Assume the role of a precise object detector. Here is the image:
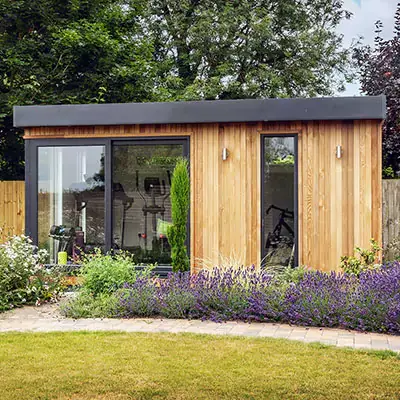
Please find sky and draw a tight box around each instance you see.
[338,0,398,95]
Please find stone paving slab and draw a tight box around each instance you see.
[0,304,399,353]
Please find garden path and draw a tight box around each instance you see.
[1,303,399,353]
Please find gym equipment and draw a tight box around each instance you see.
[49,225,76,257]
[71,181,134,249]
[136,170,171,251]
[113,182,134,248]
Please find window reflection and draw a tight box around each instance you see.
[263,137,296,268]
[38,146,105,263]
[113,144,183,264]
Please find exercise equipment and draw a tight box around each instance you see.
[136,170,171,251]
[71,181,134,249]
[49,224,76,259]
[113,182,134,248]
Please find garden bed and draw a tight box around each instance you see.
[61,258,400,335]
[1,235,399,335]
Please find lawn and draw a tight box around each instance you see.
[0,332,399,400]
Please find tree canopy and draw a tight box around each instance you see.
[0,0,154,179]
[0,0,353,179]
[354,5,400,178]
[148,0,353,100]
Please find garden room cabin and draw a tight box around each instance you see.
[14,96,386,272]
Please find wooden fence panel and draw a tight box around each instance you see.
[0,181,25,242]
[382,179,400,259]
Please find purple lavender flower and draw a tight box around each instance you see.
[114,263,400,334]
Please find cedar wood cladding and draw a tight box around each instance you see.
[23,119,383,272]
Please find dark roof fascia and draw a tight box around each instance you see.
[13,96,386,128]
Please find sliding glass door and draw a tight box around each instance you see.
[262,136,297,268]
[28,137,189,265]
[112,141,186,264]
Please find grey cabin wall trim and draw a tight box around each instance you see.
[14,96,386,128]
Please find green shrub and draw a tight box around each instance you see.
[383,166,395,179]
[0,235,50,311]
[167,158,190,272]
[340,239,381,276]
[60,291,119,319]
[79,249,153,296]
[28,267,67,305]
[267,265,312,287]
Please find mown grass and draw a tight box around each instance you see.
[0,332,399,400]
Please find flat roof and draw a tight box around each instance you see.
[13,96,386,127]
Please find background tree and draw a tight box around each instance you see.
[147,0,353,100]
[354,4,400,178]
[0,0,153,179]
[0,0,354,179]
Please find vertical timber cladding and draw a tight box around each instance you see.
[24,119,383,272]
[296,120,382,271]
[191,123,261,272]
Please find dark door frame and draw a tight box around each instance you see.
[260,134,298,267]
[26,136,190,256]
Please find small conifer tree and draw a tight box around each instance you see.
[167,158,190,272]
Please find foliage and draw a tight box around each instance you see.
[62,250,155,316]
[167,158,190,272]
[271,155,295,165]
[79,249,153,296]
[354,5,400,177]
[340,264,400,332]
[265,264,312,287]
[284,271,354,326]
[0,116,24,180]
[1,0,355,179]
[383,166,395,179]
[117,277,158,317]
[0,0,154,179]
[27,267,67,305]
[148,0,354,101]
[0,235,64,311]
[59,291,119,319]
[63,261,400,334]
[197,253,258,271]
[189,267,278,322]
[136,155,178,166]
[156,272,196,319]
[340,239,381,276]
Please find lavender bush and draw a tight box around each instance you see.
[284,271,356,327]
[189,267,279,321]
[62,261,400,334]
[157,272,195,319]
[118,277,158,317]
[342,264,400,333]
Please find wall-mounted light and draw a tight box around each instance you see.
[222,148,229,161]
[336,145,342,159]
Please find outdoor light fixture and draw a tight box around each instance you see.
[336,145,342,159]
[222,148,229,161]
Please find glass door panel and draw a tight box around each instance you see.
[38,146,105,263]
[262,136,296,268]
[112,142,185,264]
